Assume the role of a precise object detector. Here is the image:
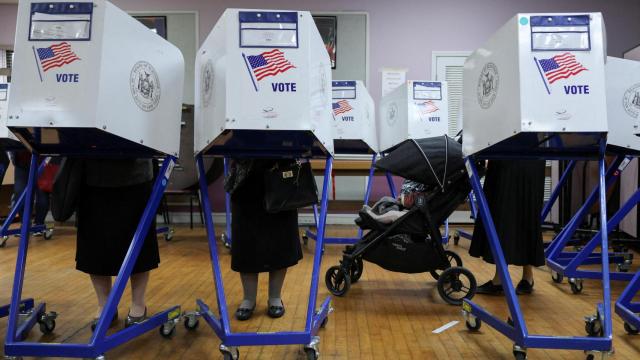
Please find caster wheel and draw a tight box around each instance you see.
[437,266,476,305]
[349,257,364,283]
[320,316,328,328]
[570,279,584,294]
[304,348,319,360]
[514,351,527,359]
[221,233,231,248]
[430,250,463,280]
[39,319,55,334]
[585,317,603,337]
[465,317,481,331]
[220,345,239,360]
[325,265,351,296]
[43,229,53,240]
[302,235,309,246]
[624,322,639,335]
[159,322,176,338]
[0,236,8,248]
[551,271,564,284]
[164,229,174,241]
[184,316,199,331]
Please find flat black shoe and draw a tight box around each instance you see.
[235,305,256,321]
[476,280,503,295]
[91,311,118,332]
[124,307,147,328]
[516,279,534,295]
[267,300,285,319]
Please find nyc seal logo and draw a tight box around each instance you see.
[130,61,160,112]
[623,83,640,119]
[477,62,499,109]
[386,103,398,126]
[202,60,214,108]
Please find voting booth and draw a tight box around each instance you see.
[0,83,20,148]
[4,1,185,358]
[605,57,640,153]
[188,9,333,359]
[461,13,613,359]
[378,81,449,152]
[8,0,184,157]
[332,80,378,154]
[194,9,333,157]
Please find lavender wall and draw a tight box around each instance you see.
[3,0,639,102]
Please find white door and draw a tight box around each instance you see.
[431,51,470,137]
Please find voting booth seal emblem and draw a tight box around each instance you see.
[477,62,499,109]
[202,60,214,108]
[386,102,398,126]
[623,83,640,119]
[130,61,161,112]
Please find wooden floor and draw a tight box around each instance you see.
[0,224,639,359]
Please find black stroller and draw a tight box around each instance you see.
[325,135,478,305]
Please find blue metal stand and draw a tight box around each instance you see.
[462,139,613,357]
[190,154,333,358]
[4,154,182,359]
[616,263,640,334]
[0,159,53,248]
[221,157,232,248]
[545,156,635,291]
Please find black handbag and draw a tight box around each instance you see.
[263,160,318,213]
[51,158,84,222]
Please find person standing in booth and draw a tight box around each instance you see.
[225,159,303,320]
[75,159,160,330]
[469,159,547,295]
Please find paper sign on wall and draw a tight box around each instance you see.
[381,67,407,97]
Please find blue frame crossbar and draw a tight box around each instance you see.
[4,154,182,358]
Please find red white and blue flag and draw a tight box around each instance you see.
[418,100,439,114]
[333,100,353,115]
[537,52,588,84]
[246,49,295,81]
[36,42,80,72]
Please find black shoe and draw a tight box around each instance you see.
[235,305,256,321]
[124,307,147,328]
[267,300,285,319]
[91,311,118,332]
[516,279,534,295]
[476,280,503,295]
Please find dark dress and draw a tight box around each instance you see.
[230,160,302,273]
[469,160,546,266]
[75,160,159,276]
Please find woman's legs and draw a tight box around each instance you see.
[268,268,287,307]
[90,275,112,317]
[130,271,150,317]
[240,272,258,309]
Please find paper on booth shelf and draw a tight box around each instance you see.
[29,3,92,40]
[381,67,406,97]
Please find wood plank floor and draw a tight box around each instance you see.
[0,224,639,359]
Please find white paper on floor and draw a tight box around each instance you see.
[432,320,459,334]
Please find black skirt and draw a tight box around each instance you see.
[469,160,546,267]
[76,181,159,276]
[231,160,302,273]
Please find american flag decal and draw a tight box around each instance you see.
[247,49,295,81]
[36,42,80,72]
[333,100,353,115]
[418,100,439,114]
[537,53,588,84]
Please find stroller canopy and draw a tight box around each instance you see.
[376,135,464,191]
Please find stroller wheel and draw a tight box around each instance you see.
[430,250,463,280]
[349,258,364,283]
[437,266,477,306]
[325,265,351,296]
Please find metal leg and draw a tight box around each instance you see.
[223,158,232,246]
[385,171,397,199]
[541,160,576,223]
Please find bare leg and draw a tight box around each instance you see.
[268,268,287,307]
[90,275,112,317]
[522,265,534,283]
[240,273,258,309]
[130,271,150,317]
